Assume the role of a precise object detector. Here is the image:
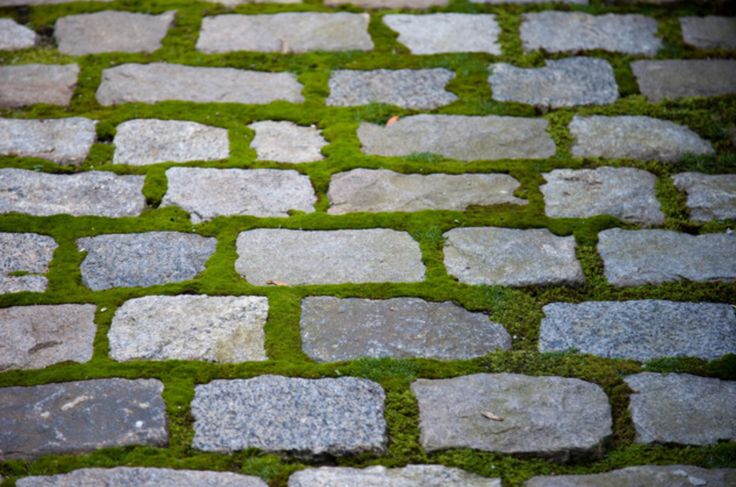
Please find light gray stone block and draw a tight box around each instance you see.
[215,0,299,4]
[249,121,326,163]
[17,468,267,487]
[0,117,96,165]
[472,0,586,3]
[525,466,736,487]
[0,233,57,294]
[0,0,112,4]
[632,60,736,102]
[384,14,501,55]
[325,0,446,8]
[289,465,500,487]
[680,16,736,50]
[0,18,38,50]
[0,64,78,108]
[673,172,736,222]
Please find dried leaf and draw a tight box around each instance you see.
[481,411,504,422]
[266,280,289,287]
[386,115,400,126]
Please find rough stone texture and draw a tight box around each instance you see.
[0,0,112,4]
[0,169,145,217]
[249,121,326,163]
[191,376,386,456]
[0,18,38,50]
[0,233,57,294]
[569,116,714,162]
[525,466,736,487]
[443,227,584,287]
[78,232,217,290]
[0,304,97,371]
[597,228,736,286]
[289,465,501,487]
[325,0,447,8]
[680,16,736,50]
[113,119,229,166]
[673,172,736,222]
[216,0,299,4]
[328,169,526,214]
[383,14,501,55]
[489,57,619,108]
[0,64,78,108]
[625,373,736,445]
[359,115,556,161]
[632,60,736,102]
[412,373,612,460]
[96,63,304,106]
[0,117,96,165]
[0,379,167,460]
[17,468,267,487]
[521,12,660,55]
[197,13,372,53]
[235,229,425,285]
[327,69,457,110]
[300,297,512,362]
[541,167,664,224]
[539,300,736,361]
[109,295,268,363]
[472,0,586,3]
[55,11,174,55]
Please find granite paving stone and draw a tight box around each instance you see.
[0,169,145,217]
[300,297,512,362]
[0,379,167,460]
[472,0,586,3]
[680,16,736,50]
[673,172,736,221]
[197,13,372,53]
[55,10,175,55]
[235,229,425,285]
[632,60,736,102]
[96,63,303,105]
[569,115,713,162]
[539,300,736,361]
[489,57,619,108]
[109,295,268,363]
[327,69,457,110]
[78,231,217,290]
[216,0,299,4]
[443,227,584,286]
[191,376,386,456]
[412,373,612,459]
[163,167,316,221]
[289,465,501,486]
[0,233,57,294]
[625,373,736,445]
[0,18,38,50]
[383,14,501,55]
[0,64,78,108]
[325,0,447,8]
[526,466,736,487]
[0,117,96,165]
[248,121,326,163]
[328,169,526,214]
[597,228,736,286]
[358,115,556,161]
[0,305,96,371]
[541,167,664,224]
[17,468,267,487]
[0,0,112,4]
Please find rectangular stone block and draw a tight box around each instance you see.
[0,0,111,4]
[673,172,736,222]
[0,64,78,108]
[384,14,501,55]
[0,117,96,165]
[17,468,267,487]
[290,466,500,486]
[248,121,326,163]
[0,18,38,50]
[632,60,736,102]
[526,466,736,487]
[0,233,56,294]
[680,16,736,50]
[325,0,447,8]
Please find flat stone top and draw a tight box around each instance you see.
[0,0,112,4]
[632,60,736,102]
[526,466,736,487]
[673,172,736,222]
[384,14,501,55]
[0,64,79,108]
[680,16,736,49]
[0,18,38,50]
[17,468,267,487]
[248,121,326,163]
[289,465,501,487]
[473,0,587,3]
[0,117,97,165]
[0,232,57,294]
[324,0,447,8]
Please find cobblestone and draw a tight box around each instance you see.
[384,14,501,55]
[0,117,96,165]
[0,18,38,50]
[0,233,56,294]
[0,64,78,108]
[632,60,736,102]
[672,172,736,221]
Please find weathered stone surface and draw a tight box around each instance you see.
[191,376,386,456]
[443,227,584,286]
[327,69,457,110]
[673,172,736,222]
[412,373,611,459]
[249,121,326,163]
[113,119,229,166]
[359,115,556,161]
[569,116,713,162]
[216,0,299,4]
[472,0,586,3]
[521,12,661,55]
[0,169,145,217]
[625,373,736,445]
[0,64,78,108]
[17,468,267,487]
[0,233,56,294]
[0,0,112,4]
[0,305,96,371]
[109,295,268,363]
[163,167,315,222]
[0,117,96,165]
[55,10,174,55]
[301,297,511,362]
[680,16,736,50]
[632,60,736,102]
[489,57,618,108]
[384,14,501,55]
[78,232,217,290]
[597,228,736,286]
[541,167,664,224]
[289,465,500,487]
[96,63,303,105]
[325,0,446,8]
[197,13,372,53]
[0,379,167,460]
[526,466,736,487]
[0,18,38,50]
[540,300,736,361]
[328,169,526,214]
[236,229,425,285]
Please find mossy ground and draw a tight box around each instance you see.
[1,0,735,485]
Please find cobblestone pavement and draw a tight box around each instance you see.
[0,0,735,485]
